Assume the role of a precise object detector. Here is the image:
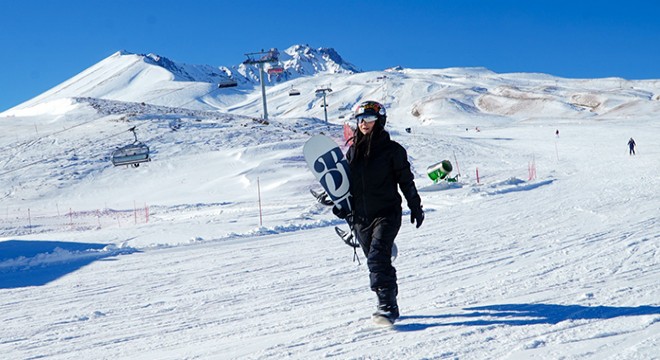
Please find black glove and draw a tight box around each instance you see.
[410,206,424,228]
[332,205,349,219]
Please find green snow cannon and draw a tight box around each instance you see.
[427,160,453,183]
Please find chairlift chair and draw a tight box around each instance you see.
[111,127,151,168]
[267,67,284,75]
[111,143,151,167]
[218,79,238,88]
[289,88,301,96]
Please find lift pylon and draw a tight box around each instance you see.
[243,49,280,120]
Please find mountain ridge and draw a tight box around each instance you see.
[3,44,361,114]
[3,45,660,125]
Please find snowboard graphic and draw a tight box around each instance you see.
[303,135,352,212]
[304,135,359,251]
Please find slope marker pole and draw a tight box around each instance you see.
[257,177,263,227]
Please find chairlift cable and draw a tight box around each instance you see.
[0,119,153,177]
[140,82,222,110]
[174,83,223,109]
[0,158,49,177]
[0,116,104,170]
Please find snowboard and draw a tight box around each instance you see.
[310,189,359,248]
[303,135,352,212]
[303,135,363,254]
[304,135,397,262]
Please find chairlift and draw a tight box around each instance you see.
[267,67,284,75]
[111,127,151,168]
[289,88,301,96]
[243,49,279,65]
[218,79,238,88]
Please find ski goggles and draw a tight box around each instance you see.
[356,114,379,123]
[356,102,386,117]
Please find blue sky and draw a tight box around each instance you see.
[2,0,660,112]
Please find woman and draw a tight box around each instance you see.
[335,100,424,324]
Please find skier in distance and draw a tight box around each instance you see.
[628,137,636,155]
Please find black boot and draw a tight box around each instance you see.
[373,287,399,323]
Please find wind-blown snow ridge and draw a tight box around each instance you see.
[473,177,555,196]
[0,243,136,271]
[227,219,345,239]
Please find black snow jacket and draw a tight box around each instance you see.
[346,129,421,222]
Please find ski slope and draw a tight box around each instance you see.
[0,57,659,359]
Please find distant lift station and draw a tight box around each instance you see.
[111,127,151,168]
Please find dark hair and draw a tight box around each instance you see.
[350,122,384,162]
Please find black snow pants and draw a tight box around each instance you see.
[353,211,402,294]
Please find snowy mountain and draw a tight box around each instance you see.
[5,45,660,125]
[236,45,361,84]
[0,46,659,359]
[3,45,360,115]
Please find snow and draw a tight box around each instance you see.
[0,49,658,359]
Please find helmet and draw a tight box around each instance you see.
[354,100,387,127]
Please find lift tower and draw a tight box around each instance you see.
[315,87,333,123]
[243,49,279,120]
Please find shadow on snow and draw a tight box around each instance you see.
[0,240,137,289]
[395,303,660,332]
